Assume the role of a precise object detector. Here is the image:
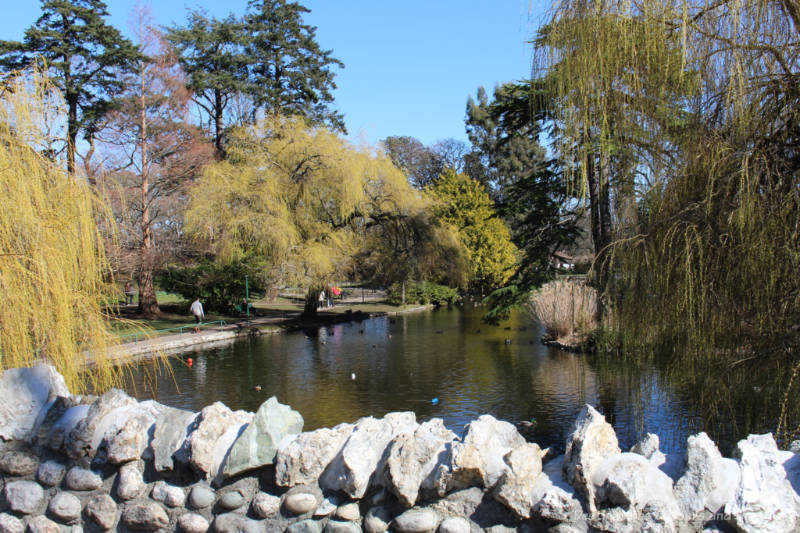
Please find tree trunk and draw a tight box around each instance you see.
[138,58,160,319]
[303,286,321,317]
[66,94,78,176]
[401,280,406,305]
[214,88,223,156]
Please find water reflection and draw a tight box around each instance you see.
[122,304,788,455]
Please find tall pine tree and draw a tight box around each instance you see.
[0,0,142,175]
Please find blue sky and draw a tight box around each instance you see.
[1,1,548,146]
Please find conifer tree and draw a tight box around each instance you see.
[0,0,142,175]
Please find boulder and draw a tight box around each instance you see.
[2,480,44,514]
[47,492,82,524]
[562,405,620,512]
[275,422,354,487]
[392,508,441,533]
[320,412,417,498]
[36,460,65,487]
[222,396,303,479]
[150,405,196,473]
[0,365,69,442]
[725,433,800,533]
[183,402,252,483]
[493,442,543,518]
[85,494,117,530]
[630,433,666,468]
[531,457,584,527]
[122,502,169,531]
[45,403,90,452]
[116,461,145,500]
[105,402,161,464]
[674,432,740,527]
[65,389,138,459]
[383,418,457,506]
[447,415,525,491]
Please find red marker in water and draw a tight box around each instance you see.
[187,358,193,367]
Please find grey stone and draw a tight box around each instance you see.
[313,496,338,518]
[275,423,354,488]
[218,490,245,511]
[47,492,82,524]
[85,494,117,531]
[363,506,392,533]
[334,502,360,521]
[24,516,59,533]
[320,413,417,499]
[116,461,145,500]
[105,405,159,464]
[151,480,186,508]
[284,491,319,515]
[212,513,261,533]
[0,451,38,476]
[0,513,24,533]
[493,442,543,518]
[429,487,484,519]
[323,520,360,533]
[253,492,281,518]
[64,467,102,491]
[122,502,169,531]
[189,485,216,509]
[178,512,209,533]
[725,433,800,533]
[184,402,253,484]
[392,508,441,533]
[562,404,620,513]
[0,365,69,442]
[65,389,138,459]
[531,457,584,526]
[223,396,303,478]
[151,405,196,472]
[437,517,470,533]
[45,404,90,452]
[383,418,456,506]
[3,480,44,514]
[674,432,740,527]
[35,461,65,487]
[285,519,322,533]
[630,433,666,468]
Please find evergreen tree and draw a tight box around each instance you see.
[0,0,142,175]
[244,0,344,131]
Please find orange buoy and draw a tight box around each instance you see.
[187,358,193,366]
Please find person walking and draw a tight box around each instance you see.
[190,297,205,333]
[124,281,135,305]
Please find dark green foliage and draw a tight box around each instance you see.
[382,136,444,189]
[387,281,459,307]
[0,0,142,174]
[157,259,266,312]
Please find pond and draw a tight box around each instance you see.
[121,304,785,456]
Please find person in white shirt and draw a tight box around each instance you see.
[190,298,204,333]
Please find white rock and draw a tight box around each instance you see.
[314,496,339,517]
[65,466,102,491]
[47,492,82,524]
[177,512,209,533]
[252,492,281,518]
[151,480,186,507]
[383,418,457,507]
[562,404,620,512]
[364,505,392,533]
[447,414,525,491]
[674,432,740,527]
[392,508,441,533]
[493,442,543,518]
[0,365,69,442]
[630,433,667,468]
[531,457,584,526]
[65,389,138,459]
[184,402,252,484]
[116,461,145,500]
[25,515,60,533]
[725,434,800,533]
[275,422,354,487]
[437,516,471,533]
[105,403,160,464]
[335,502,360,521]
[284,491,319,515]
[0,513,24,533]
[45,404,90,452]
[3,480,44,514]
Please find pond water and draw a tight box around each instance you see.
[122,304,784,456]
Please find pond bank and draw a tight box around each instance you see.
[2,365,799,533]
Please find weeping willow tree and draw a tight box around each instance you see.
[184,115,467,316]
[0,69,122,392]
[538,0,800,440]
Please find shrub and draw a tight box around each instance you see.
[528,279,598,344]
[387,281,459,307]
[157,259,266,312]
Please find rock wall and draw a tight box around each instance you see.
[1,365,799,533]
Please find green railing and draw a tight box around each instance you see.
[118,320,227,341]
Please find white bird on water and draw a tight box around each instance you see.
[351,373,356,380]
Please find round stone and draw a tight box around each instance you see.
[323,520,361,533]
[36,461,66,487]
[0,513,24,533]
[252,492,280,518]
[285,519,322,533]
[115,462,144,500]
[151,480,186,507]
[3,480,44,514]
[438,517,471,533]
[48,492,82,524]
[364,506,392,533]
[85,494,118,530]
[212,513,261,533]
[284,492,318,515]
[24,515,60,533]
[0,451,39,476]
[177,512,209,533]
[334,502,360,521]
[218,490,245,511]
[188,485,215,509]
[392,508,441,533]
[313,496,338,518]
[65,467,102,491]
[122,502,169,531]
